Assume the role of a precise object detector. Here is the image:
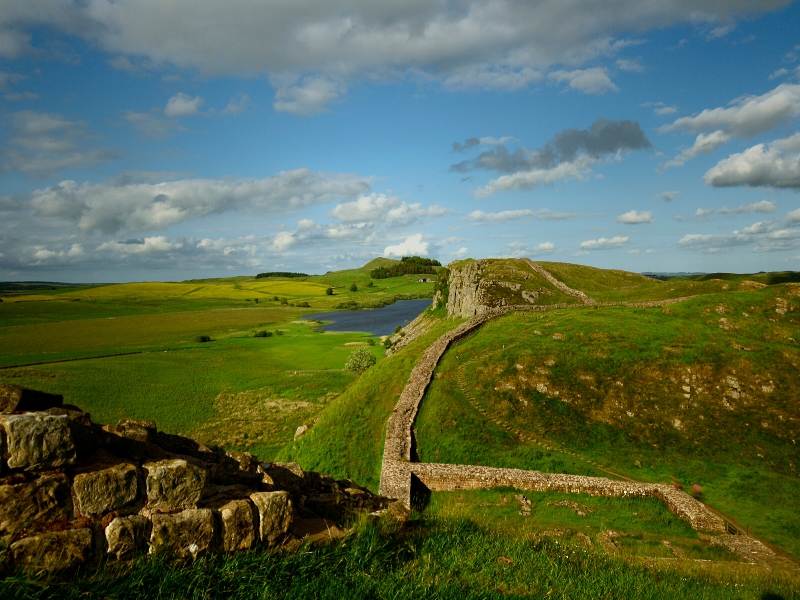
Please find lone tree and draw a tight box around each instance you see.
[326,287,334,295]
[349,282,358,292]
[345,347,376,374]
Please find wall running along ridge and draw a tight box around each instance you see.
[379,273,781,565]
[0,385,393,576]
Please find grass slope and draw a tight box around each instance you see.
[3,518,797,599]
[416,285,800,556]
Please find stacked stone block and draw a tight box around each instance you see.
[0,385,389,576]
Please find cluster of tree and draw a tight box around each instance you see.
[370,256,441,279]
[255,272,309,278]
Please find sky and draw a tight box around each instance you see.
[0,1,799,282]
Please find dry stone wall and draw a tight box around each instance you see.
[0,385,391,576]
[378,294,783,563]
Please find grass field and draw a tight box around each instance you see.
[416,284,800,557]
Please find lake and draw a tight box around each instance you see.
[307,298,431,336]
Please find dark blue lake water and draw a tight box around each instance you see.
[307,298,431,336]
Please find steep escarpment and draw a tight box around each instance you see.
[445,259,584,317]
[0,385,394,576]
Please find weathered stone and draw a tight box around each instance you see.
[10,528,93,574]
[150,509,215,559]
[0,473,71,542]
[293,424,309,440]
[105,515,150,560]
[73,463,139,517]
[144,459,206,513]
[0,413,76,470]
[115,418,157,442]
[219,499,256,552]
[0,385,63,414]
[250,491,292,545]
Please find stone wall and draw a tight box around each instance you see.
[376,294,783,564]
[0,385,391,576]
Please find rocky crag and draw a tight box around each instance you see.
[0,385,392,576]
[445,259,592,318]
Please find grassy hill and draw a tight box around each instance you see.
[3,258,799,595]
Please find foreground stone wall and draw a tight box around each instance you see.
[0,385,391,576]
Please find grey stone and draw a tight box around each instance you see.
[105,515,150,560]
[10,528,92,574]
[150,509,215,559]
[0,413,76,471]
[144,459,206,513]
[250,491,293,545]
[0,473,71,542]
[219,499,256,552]
[73,463,139,517]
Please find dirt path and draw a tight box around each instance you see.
[377,295,796,569]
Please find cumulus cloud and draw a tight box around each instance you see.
[25,169,371,234]
[454,119,650,196]
[0,1,785,112]
[272,76,344,116]
[580,235,629,250]
[662,130,731,169]
[616,58,643,73]
[617,210,653,224]
[384,233,429,258]
[549,67,617,94]
[332,193,446,225]
[222,93,250,115]
[452,136,514,153]
[704,132,800,188]
[164,92,203,117]
[536,241,555,253]
[787,208,800,223]
[679,220,800,253]
[663,83,800,137]
[2,110,116,176]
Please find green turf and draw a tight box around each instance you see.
[415,285,800,557]
[2,518,797,600]
[2,321,381,460]
[281,316,463,490]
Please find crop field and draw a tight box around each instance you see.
[415,284,800,557]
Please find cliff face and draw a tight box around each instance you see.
[445,260,551,317]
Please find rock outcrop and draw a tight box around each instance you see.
[0,384,392,576]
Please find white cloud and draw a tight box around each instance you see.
[164,92,203,117]
[476,156,594,197]
[617,210,653,224]
[580,235,629,250]
[536,241,555,253]
[694,200,776,217]
[642,101,677,116]
[273,76,344,116]
[663,83,800,137]
[2,110,115,176]
[468,209,533,223]
[271,231,295,252]
[222,93,250,115]
[1,1,779,112]
[549,67,618,94]
[679,216,800,253]
[383,233,429,257]
[704,132,800,188]
[27,169,371,234]
[332,193,445,225]
[787,208,800,223]
[616,58,643,72]
[662,130,731,168]
[97,236,181,255]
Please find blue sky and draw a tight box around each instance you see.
[1,1,799,281]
